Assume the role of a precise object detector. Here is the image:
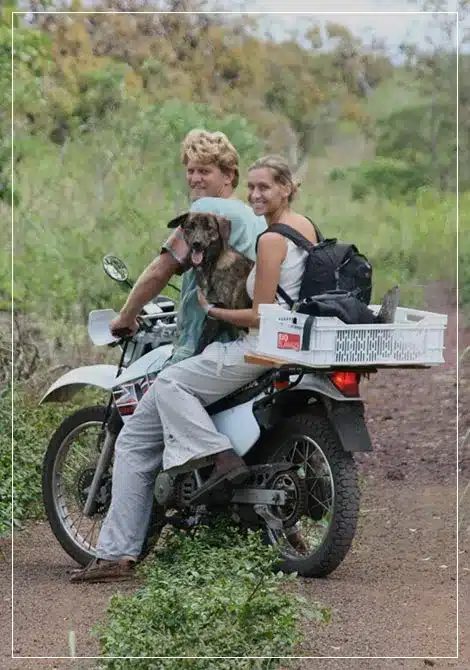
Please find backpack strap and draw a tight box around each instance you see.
[255,222,324,309]
[305,217,325,243]
[255,220,324,252]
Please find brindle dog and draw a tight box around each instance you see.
[179,212,255,354]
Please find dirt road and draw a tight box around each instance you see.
[1,281,467,669]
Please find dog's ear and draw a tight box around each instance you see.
[214,215,231,248]
[167,212,190,229]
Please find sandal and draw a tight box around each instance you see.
[69,557,136,584]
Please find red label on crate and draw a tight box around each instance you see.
[277,332,301,351]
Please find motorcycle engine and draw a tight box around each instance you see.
[175,473,198,506]
[154,472,199,507]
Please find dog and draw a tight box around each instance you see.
[178,212,255,353]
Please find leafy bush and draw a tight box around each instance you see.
[460,205,470,321]
[330,157,432,200]
[13,101,263,327]
[0,387,101,536]
[303,179,458,307]
[96,522,328,668]
[375,102,459,192]
[0,387,12,536]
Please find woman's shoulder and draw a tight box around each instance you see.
[256,230,288,261]
[280,214,318,244]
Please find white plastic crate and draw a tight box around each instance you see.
[255,303,448,367]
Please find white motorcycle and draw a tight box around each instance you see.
[41,255,375,577]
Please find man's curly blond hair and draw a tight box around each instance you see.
[181,129,240,188]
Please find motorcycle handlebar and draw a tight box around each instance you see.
[111,327,134,339]
[109,314,178,344]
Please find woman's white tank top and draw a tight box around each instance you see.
[246,238,307,308]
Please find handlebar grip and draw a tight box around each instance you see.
[112,327,133,338]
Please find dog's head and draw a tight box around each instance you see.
[179,213,231,268]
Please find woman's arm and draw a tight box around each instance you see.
[201,232,287,328]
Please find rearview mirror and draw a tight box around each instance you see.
[103,255,129,283]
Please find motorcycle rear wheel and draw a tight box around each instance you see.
[258,410,360,578]
[42,405,164,567]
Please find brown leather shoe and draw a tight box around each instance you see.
[70,557,136,584]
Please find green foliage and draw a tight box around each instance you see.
[0,383,110,535]
[459,204,470,318]
[2,10,394,155]
[0,387,12,536]
[2,13,53,125]
[0,388,69,535]
[13,102,263,324]
[302,176,458,306]
[96,523,325,667]
[375,103,458,192]
[332,157,433,200]
[75,63,134,124]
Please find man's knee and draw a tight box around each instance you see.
[153,366,180,399]
[155,365,173,386]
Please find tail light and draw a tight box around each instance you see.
[329,371,360,397]
[273,380,290,390]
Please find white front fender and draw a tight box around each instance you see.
[40,364,119,404]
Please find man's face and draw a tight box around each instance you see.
[186,159,233,201]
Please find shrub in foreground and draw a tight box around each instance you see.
[96,522,329,669]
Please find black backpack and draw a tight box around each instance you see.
[256,222,375,325]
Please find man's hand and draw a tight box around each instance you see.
[110,313,139,338]
[197,289,210,313]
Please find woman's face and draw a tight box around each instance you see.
[247,167,290,217]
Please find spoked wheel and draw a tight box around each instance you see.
[42,405,164,566]
[42,406,113,566]
[261,412,360,578]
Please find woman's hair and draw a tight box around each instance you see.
[181,129,240,188]
[248,154,301,203]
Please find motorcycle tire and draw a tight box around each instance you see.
[42,405,165,567]
[257,410,360,578]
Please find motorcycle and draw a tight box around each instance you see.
[41,255,375,578]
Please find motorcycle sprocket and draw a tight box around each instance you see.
[267,469,306,528]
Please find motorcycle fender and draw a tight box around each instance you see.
[116,344,173,385]
[40,364,119,404]
[212,397,261,457]
[324,398,373,452]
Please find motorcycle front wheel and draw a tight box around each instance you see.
[42,405,164,566]
[258,410,360,578]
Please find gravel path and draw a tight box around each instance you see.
[1,281,467,669]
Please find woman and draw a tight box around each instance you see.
[153,155,318,499]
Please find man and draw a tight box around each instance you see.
[71,129,265,583]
